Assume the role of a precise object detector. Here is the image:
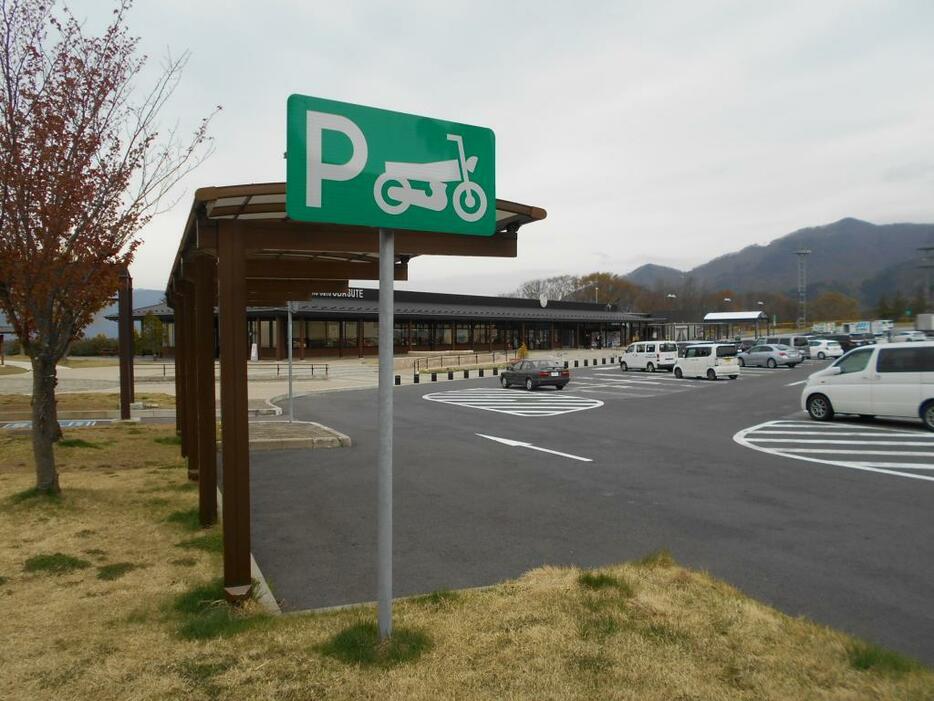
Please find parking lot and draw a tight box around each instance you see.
[251,359,934,664]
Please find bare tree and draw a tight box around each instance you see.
[0,0,218,493]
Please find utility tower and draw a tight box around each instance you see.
[794,249,811,328]
[920,246,934,312]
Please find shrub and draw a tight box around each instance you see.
[68,333,119,356]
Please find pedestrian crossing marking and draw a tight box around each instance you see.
[422,387,603,417]
[734,419,934,483]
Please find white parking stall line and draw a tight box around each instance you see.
[423,388,603,417]
[773,448,934,457]
[786,380,808,386]
[733,419,934,483]
[838,462,934,470]
[766,420,906,431]
[577,388,667,397]
[750,430,927,437]
[747,438,934,446]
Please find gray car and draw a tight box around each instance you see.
[737,343,801,368]
[501,359,570,390]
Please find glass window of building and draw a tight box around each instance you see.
[434,323,452,346]
[342,321,358,347]
[456,324,470,344]
[414,323,431,346]
[259,320,275,348]
[363,321,379,347]
[393,322,409,346]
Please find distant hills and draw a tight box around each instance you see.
[624,218,934,305]
[83,288,165,338]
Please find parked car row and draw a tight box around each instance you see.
[801,341,934,431]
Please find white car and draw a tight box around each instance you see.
[808,338,844,360]
[673,343,740,380]
[801,341,934,430]
[620,341,678,373]
[892,330,928,342]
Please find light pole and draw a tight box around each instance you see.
[795,249,812,328]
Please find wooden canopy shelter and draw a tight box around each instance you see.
[165,181,546,599]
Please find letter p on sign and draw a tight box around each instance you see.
[305,111,367,208]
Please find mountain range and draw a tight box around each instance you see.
[625,218,934,305]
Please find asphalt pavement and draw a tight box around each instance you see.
[250,360,934,664]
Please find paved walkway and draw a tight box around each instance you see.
[0,349,627,404]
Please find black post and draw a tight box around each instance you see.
[118,267,134,420]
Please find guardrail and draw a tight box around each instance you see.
[274,362,328,378]
[410,351,516,373]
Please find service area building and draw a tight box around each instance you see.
[125,289,665,359]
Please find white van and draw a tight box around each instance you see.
[673,343,740,380]
[801,341,934,430]
[620,341,679,372]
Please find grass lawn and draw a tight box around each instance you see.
[0,425,931,700]
[0,365,26,376]
[58,357,121,368]
[0,392,176,414]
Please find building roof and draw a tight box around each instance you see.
[104,302,172,322]
[703,311,768,322]
[121,289,660,324]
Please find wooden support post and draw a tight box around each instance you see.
[117,268,135,419]
[193,255,218,527]
[179,280,199,481]
[175,292,189,459]
[217,225,252,601]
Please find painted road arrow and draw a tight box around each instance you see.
[476,433,592,462]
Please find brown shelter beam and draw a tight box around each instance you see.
[245,280,349,306]
[245,259,407,281]
[199,224,518,258]
[217,223,252,600]
[192,255,218,527]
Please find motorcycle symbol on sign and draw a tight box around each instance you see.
[373,134,488,222]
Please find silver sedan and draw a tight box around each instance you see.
[737,343,801,368]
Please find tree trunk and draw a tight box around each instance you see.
[31,354,60,494]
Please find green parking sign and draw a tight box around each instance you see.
[286,94,496,235]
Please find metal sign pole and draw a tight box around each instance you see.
[287,301,294,423]
[377,228,394,639]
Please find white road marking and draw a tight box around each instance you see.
[476,433,592,462]
[749,430,925,437]
[423,388,603,417]
[748,438,933,446]
[786,380,808,386]
[838,461,934,470]
[733,419,934,483]
[774,448,934,457]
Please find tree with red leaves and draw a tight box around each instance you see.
[0,0,217,494]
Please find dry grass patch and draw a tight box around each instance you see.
[58,357,120,368]
[0,423,932,700]
[0,365,26,376]
[0,422,183,475]
[0,392,176,414]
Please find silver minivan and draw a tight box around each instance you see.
[758,334,812,360]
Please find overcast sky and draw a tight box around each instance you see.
[70,0,934,293]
